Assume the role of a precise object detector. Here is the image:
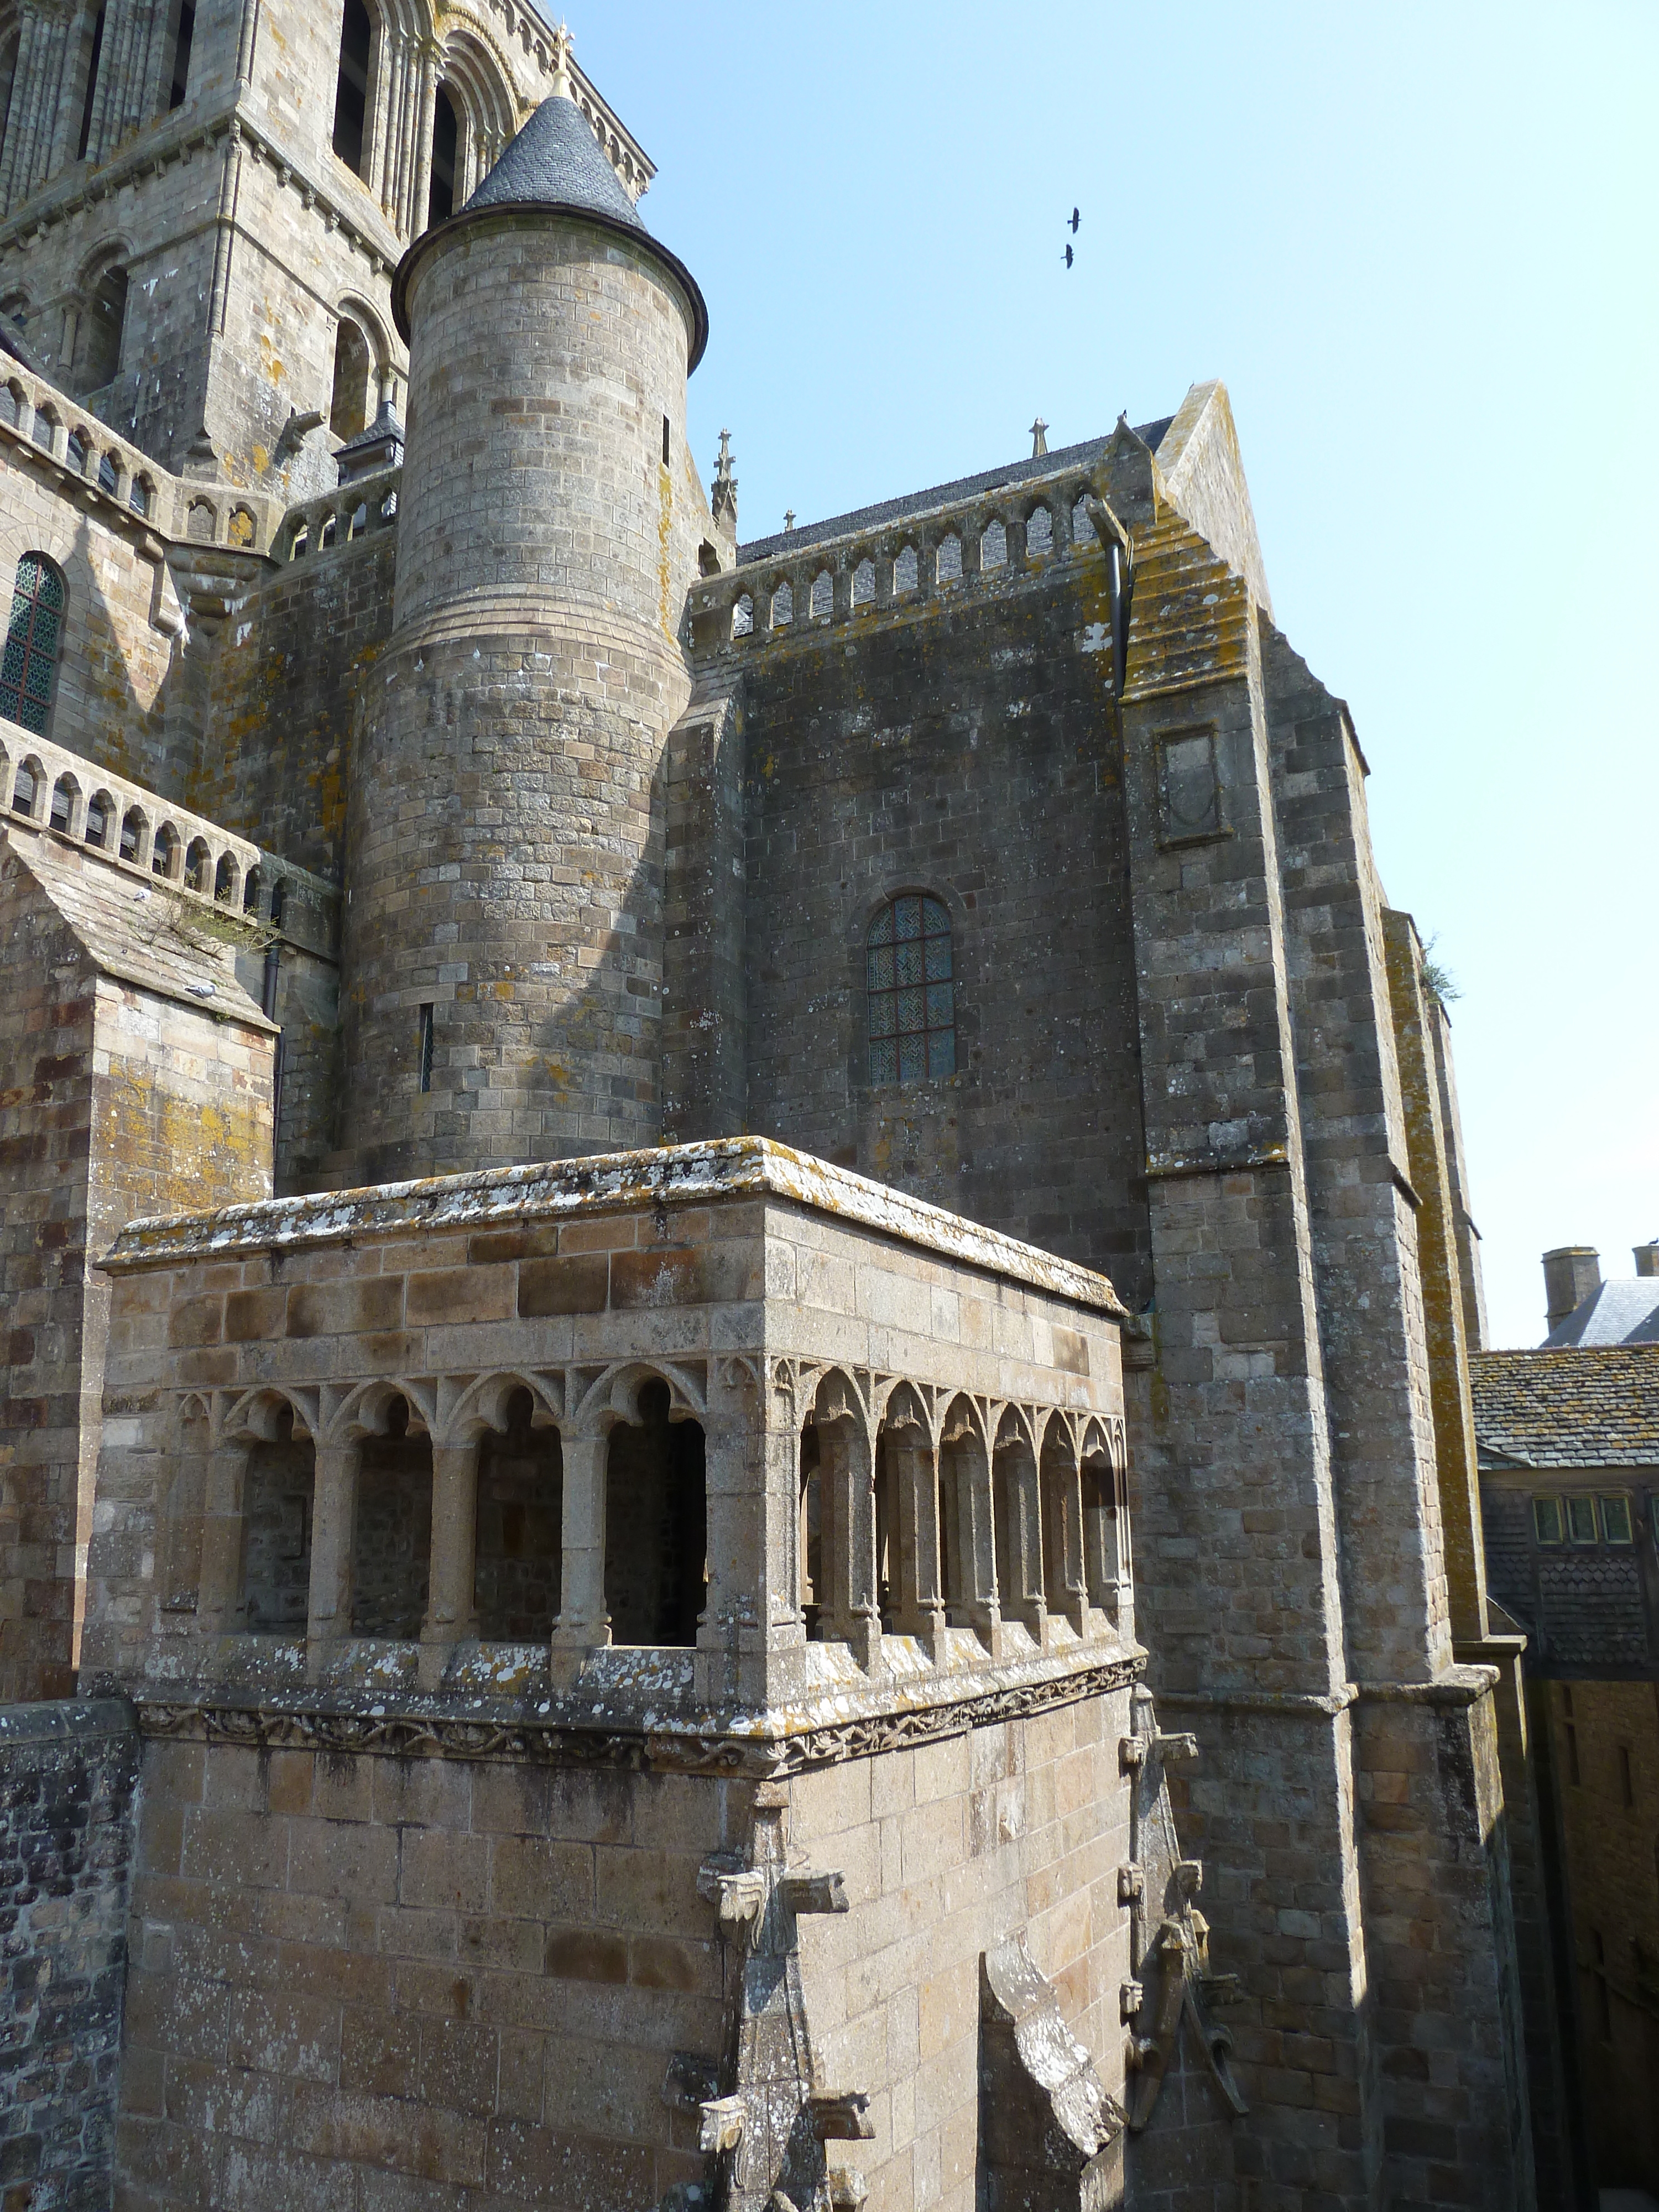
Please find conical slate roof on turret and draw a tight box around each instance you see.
[463,94,643,228]
[392,86,707,366]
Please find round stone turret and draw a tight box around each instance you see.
[338,91,710,1181]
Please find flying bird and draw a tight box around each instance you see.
[1070,207,1080,233]
[1064,243,1073,269]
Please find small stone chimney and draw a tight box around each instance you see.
[1635,1241,1659,1280]
[1543,1246,1600,1328]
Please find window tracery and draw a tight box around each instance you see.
[868,894,954,1085]
[1,553,64,735]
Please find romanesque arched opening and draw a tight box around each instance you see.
[330,315,373,441]
[603,1379,705,1646]
[332,0,374,177]
[351,1392,432,1639]
[474,1386,564,1640]
[238,1404,315,1632]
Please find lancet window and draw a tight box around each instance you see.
[1,553,65,735]
[867,894,955,1085]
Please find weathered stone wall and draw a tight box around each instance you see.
[725,525,1149,1294]
[0,823,275,1704]
[0,1697,139,2212]
[1542,1677,1659,2192]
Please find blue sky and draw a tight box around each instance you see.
[571,2,1658,1348]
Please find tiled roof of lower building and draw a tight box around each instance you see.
[1470,1344,1659,1468]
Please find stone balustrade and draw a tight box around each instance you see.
[0,353,284,554]
[0,718,335,946]
[276,466,401,562]
[688,457,1109,653]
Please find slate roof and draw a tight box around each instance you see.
[1470,1345,1659,1469]
[464,94,643,229]
[737,419,1177,565]
[4,826,273,1029]
[1542,1279,1659,1347]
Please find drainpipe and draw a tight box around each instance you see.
[1084,493,1135,699]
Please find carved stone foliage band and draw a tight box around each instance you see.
[132,1654,1146,1778]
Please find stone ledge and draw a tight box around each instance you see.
[100,1136,1128,1316]
[127,1648,1147,1777]
[0,1695,135,1746]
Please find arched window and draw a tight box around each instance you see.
[1,554,65,735]
[604,1380,706,1646]
[49,773,76,832]
[76,259,127,394]
[428,84,458,227]
[731,593,753,639]
[129,474,154,519]
[936,532,962,582]
[474,1387,563,1640]
[852,557,875,607]
[239,1404,315,1631]
[332,0,373,177]
[330,316,373,441]
[85,790,113,847]
[118,806,145,862]
[1026,504,1053,556]
[151,822,180,878]
[867,894,954,1086]
[184,837,211,893]
[980,518,1006,571]
[771,580,792,627]
[894,544,918,594]
[243,864,264,915]
[352,1394,432,1637]
[213,851,239,905]
[1071,494,1096,549]
[810,568,833,618]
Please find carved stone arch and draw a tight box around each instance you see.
[326,1375,435,1443]
[84,785,117,848]
[571,1358,706,1436]
[441,1368,561,1444]
[991,1400,1040,1458]
[810,1365,871,1439]
[876,1376,930,1433]
[220,1384,316,1446]
[438,24,518,197]
[1080,1413,1113,1465]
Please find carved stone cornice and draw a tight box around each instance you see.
[129,1651,1146,1777]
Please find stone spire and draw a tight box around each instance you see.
[712,429,738,532]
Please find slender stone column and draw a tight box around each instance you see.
[820,1421,878,1668]
[195,1442,250,1638]
[306,1438,359,1670]
[888,1437,946,1657]
[408,42,437,237]
[550,1432,608,1684]
[420,1440,479,1653]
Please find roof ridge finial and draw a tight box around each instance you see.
[550,20,574,100]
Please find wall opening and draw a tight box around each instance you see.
[351,1395,432,1639]
[473,1389,563,1639]
[75,7,106,163]
[427,84,457,226]
[330,316,373,441]
[76,261,127,396]
[661,414,671,467]
[604,1381,706,1646]
[332,0,373,176]
[1080,1445,1119,1613]
[418,1003,434,1093]
[85,791,111,847]
[238,1406,315,1632]
[118,806,143,862]
[799,1423,822,1637]
[168,0,195,108]
[49,775,75,832]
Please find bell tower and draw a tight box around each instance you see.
[337,65,712,1181]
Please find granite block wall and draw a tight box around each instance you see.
[0,1697,139,2212]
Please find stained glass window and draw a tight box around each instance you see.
[868,895,954,1086]
[1,554,64,734]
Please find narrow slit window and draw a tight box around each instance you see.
[661,414,670,467]
[76,7,106,161]
[418,1003,434,1093]
[168,0,195,109]
[867,894,954,1086]
[427,83,457,226]
[332,0,372,176]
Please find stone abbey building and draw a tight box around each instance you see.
[0,8,1578,2211]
